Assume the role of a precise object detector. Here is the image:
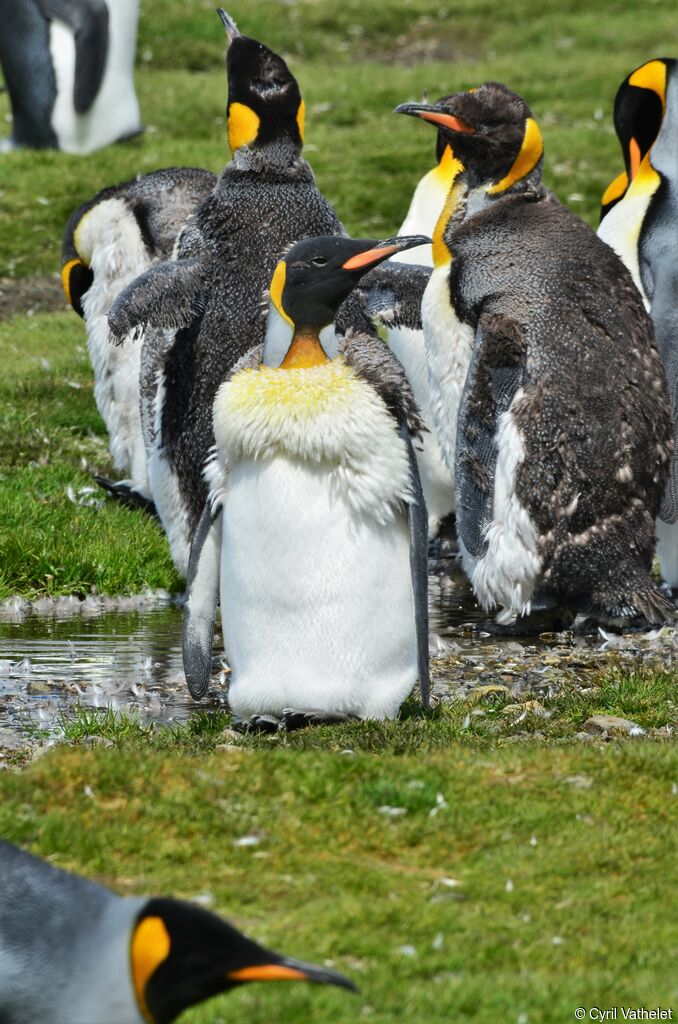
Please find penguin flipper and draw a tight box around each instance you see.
[108,257,205,341]
[182,501,222,700]
[349,262,431,333]
[37,0,109,114]
[454,314,527,562]
[646,256,678,525]
[399,422,430,710]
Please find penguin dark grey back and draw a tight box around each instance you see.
[0,0,141,153]
[109,10,343,575]
[61,166,216,508]
[0,840,355,1023]
[398,82,673,626]
[598,58,678,589]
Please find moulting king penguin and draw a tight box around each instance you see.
[61,166,216,508]
[598,58,678,590]
[396,82,674,627]
[0,0,141,154]
[0,839,355,1024]
[109,10,343,575]
[182,234,431,729]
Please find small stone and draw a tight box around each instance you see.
[81,734,115,749]
[584,715,645,736]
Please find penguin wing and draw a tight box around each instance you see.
[454,313,528,560]
[182,501,223,700]
[353,262,431,333]
[37,0,109,114]
[341,329,425,438]
[399,422,430,710]
[108,257,205,341]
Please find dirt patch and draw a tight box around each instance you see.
[0,274,68,321]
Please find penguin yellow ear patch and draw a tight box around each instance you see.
[486,117,543,195]
[269,261,293,326]
[131,916,171,1021]
[227,102,261,153]
[60,258,83,306]
[628,60,667,108]
[296,99,305,143]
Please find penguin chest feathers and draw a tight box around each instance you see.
[213,360,413,522]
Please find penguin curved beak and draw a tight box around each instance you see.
[216,7,241,42]
[395,102,475,134]
[341,234,431,271]
[228,956,358,992]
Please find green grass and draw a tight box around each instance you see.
[0,312,180,598]
[2,739,678,1021]
[44,660,677,758]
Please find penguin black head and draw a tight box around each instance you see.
[218,9,305,155]
[268,234,429,366]
[395,82,544,194]
[131,897,357,1023]
[600,58,674,219]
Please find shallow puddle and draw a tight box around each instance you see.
[0,566,675,744]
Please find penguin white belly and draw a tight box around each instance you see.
[49,0,141,155]
[421,264,475,478]
[387,324,454,531]
[221,457,416,720]
[77,198,151,495]
[464,389,542,622]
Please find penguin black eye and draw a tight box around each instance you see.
[311,256,328,266]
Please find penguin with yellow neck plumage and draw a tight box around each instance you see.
[598,58,678,590]
[396,82,674,627]
[182,234,431,727]
[109,10,343,576]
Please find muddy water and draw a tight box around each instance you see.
[0,566,671,742]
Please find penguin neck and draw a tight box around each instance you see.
[280,325,330,369]
[229,139,309,177]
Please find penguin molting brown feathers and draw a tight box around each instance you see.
[397,82,674,627]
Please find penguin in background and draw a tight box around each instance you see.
[0,0,141,154]
[382,120,464,538]
[0,839,355,1024]
[182,234,431,728]
[396,82,674,627]
[597,58,678,589]
[109,10,344,576]
[61,166,217,508]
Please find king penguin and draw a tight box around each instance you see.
[396,82,674,627]
[61,166,216,507]
[0,839,355,1024]
[598,58,678,590]
[0,0,141,153]
[108,10,343,576]
[182,233,430,727]
[380,114,464,537]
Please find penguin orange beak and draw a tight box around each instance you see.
[395,102,475,134]
[227,957,358,991]
[341,235,431,271]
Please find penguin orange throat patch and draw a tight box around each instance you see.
[281,329,329,369]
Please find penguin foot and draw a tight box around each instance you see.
[281,708,361,731]
[231,714,283,734]
[483,601,575,636]
[93,476,158,518]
